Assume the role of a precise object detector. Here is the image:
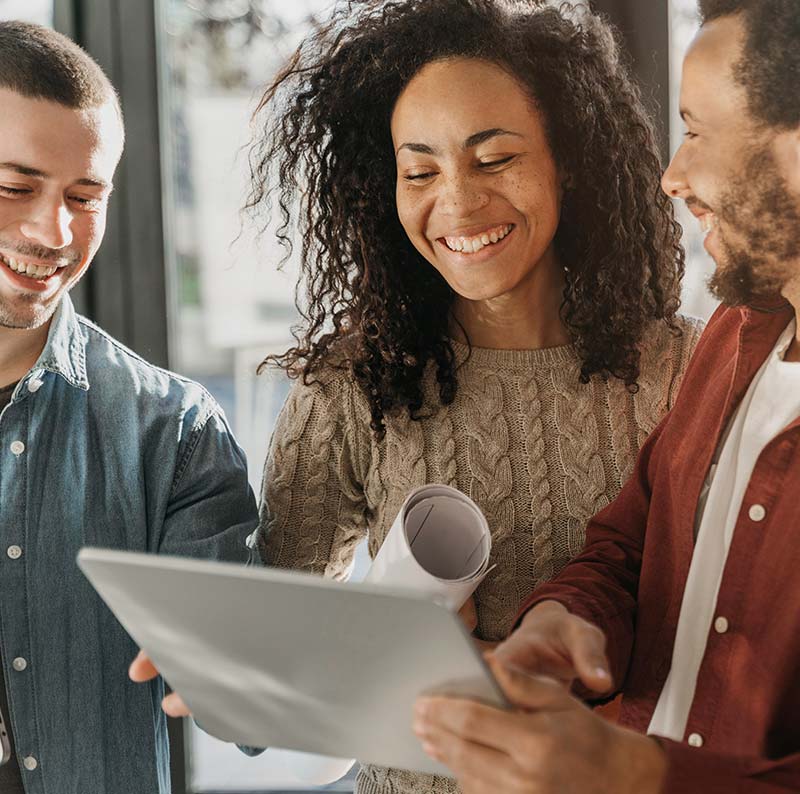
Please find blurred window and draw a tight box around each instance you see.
[669,0,720,321]
[0,0,52,25]
[158,0,362,790]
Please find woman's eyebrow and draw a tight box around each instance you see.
[463,128,523,148]
[396,128,523,156]
[396,142,438,155]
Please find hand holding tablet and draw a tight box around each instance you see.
[80,546,506,777]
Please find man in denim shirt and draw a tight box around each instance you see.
[0,22,259,794]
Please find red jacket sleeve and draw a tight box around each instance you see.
[659,740,800,793]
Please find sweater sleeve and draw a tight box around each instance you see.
[257,373,370,579]
[658,741,800,794]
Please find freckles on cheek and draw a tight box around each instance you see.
[397,195,428,244]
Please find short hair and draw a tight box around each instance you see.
[698,0,800,128]
[0,20,122,122]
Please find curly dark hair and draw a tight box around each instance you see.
[251,0,684,437]
[699,0,800,129]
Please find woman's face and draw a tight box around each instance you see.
[391,57,562,302]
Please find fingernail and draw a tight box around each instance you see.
[414,700,429,718]
[422,742,440,760]
[596,667,610,679]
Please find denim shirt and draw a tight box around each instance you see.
[0,296,259,794]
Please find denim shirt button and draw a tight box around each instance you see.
[7,545,22,560]
[12,657,28,672]
[27,379,43,393]
[10,440,25,456]
[23,755,38,771]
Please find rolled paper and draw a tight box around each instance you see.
[365,484,492,610]
[288,484,492,784]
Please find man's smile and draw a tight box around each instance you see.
[0,250,65,280]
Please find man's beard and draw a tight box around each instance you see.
[0,293,57,330]
[707,145,800,307]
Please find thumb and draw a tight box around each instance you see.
[129,649,160,683]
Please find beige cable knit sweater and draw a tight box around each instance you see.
[258,315,703,794]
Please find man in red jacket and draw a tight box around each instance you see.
[413,1,800,792]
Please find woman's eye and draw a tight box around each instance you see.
[479,156,515,169]
[404,172,436,182]
[0,185,31,196]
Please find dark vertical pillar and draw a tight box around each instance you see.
[591,0,672,164]
[54,0,170,367]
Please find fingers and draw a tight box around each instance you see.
[491,628,539,670]
[559,620,612,693]
[128,650,159,683]
[475,639,499,655]
[488,659,571,711]
[161,691,192,718]
[490,640,577,688]
[492,603,613,694]
[491,602,573,677]
[415,694,526,751]
[458,597,479,633]
[414,709,514,791]
[128,651,192,717]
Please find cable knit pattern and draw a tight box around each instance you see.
[259,315,704,794]
[521,372,554,586]
[607,375,639,485]
[552,362,609,560]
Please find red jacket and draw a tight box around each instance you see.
[521,301,800,793]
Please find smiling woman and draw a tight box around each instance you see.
[391,58,566,351]
[248,3,704,794]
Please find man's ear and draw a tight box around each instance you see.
[775,125,800,196]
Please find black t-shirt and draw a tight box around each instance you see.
[0,381,25,792]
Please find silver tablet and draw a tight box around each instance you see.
[77,548,507,777]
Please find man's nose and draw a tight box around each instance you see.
[661,146,691,200]
[19,201,74,250]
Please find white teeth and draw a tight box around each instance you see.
[700,214,718,235]
[443,224,513,254]
[1,255,58,279]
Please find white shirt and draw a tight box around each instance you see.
[648,318,800,741]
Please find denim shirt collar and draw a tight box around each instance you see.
[33,295,89,391]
